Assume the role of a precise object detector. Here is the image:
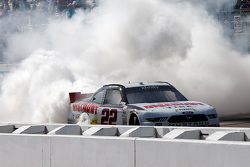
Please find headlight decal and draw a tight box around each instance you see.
[207,114,217,119]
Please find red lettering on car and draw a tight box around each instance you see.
[144,102,204,109]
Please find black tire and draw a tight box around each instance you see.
[129,114,140,125]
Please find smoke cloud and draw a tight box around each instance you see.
[0,0,249,123]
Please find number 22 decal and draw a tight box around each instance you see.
[101,108,117,125]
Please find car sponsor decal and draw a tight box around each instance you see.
[176,108,195,113]
[168,121,208,126]
[144,102,204,109]
[72,103,100,114]
[91,117,97,124]
[141,86,159,90]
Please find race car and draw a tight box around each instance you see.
[68,82,220,126]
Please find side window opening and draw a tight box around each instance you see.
[104,89,122,105]
[92,89,105,104]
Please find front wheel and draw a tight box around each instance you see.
[129,114,140,125]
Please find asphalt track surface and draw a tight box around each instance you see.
[220,115,250,128]
[220,121,250,128]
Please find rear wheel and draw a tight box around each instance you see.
[129,114,140,125]
[77,113,90,125]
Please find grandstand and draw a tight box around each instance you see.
[234,0,250,14]
[0,0,97,17]
[218,0,250,52]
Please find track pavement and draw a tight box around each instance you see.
[220,115,250,127]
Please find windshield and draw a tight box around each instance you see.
[125,86,187,104]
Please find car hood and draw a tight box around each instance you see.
[128,101,214,113]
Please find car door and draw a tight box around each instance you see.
[97,88,126,125]
[83,88,106,124]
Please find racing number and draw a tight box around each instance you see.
[101,108,117,125]
[101,108,109,124]
[109,109,117,124]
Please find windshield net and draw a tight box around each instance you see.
[125,86,187,104]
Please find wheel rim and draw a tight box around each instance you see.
[77,113,90,125]
[130,114,140,125]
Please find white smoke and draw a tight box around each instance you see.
[0,0,249,123]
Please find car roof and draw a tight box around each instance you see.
[103,82,171,89]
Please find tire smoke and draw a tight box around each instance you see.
[0,0,249,123]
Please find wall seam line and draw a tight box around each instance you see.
[134,137,137,167]
[49,136,52,167]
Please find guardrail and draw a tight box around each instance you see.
[0,123,249,167]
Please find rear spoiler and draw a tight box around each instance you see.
[69,92,93,103]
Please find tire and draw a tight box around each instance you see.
[77,113,90,125]
[129,114,140,125]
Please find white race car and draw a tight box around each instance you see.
[68,82,219,126]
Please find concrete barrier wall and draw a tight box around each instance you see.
[0,124,250,167]
[136,139,250,167]
[0,134,134,167]
[0,134,50,167]
[50,136,134,167]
